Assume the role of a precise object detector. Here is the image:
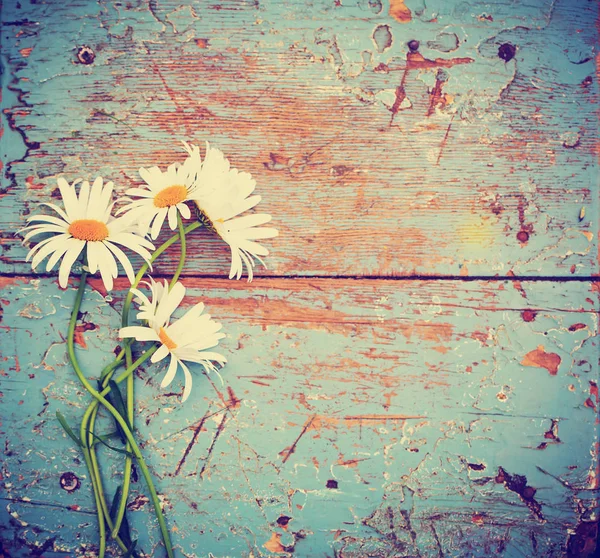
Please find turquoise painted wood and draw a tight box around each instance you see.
[0,0,598,277]
[1,0,599,557]
[1,277,599,556]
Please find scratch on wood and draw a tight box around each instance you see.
[280,414,317,464]
[174,410,210,476]
[199,413,228,479]
[436,114,455,165]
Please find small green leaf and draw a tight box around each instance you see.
[110,485,123,521]
[105,380,131,443]
[87,430,135,457]
[56,411,82,447]
[123,539,138,558]
[91,430,121,447]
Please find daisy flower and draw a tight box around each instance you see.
[189,142,278,281]
[119,278,226,402]
[120,142,202,240]
[20,177,154,291]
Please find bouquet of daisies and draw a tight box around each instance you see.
[20,142,278,557]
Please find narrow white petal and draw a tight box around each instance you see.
[167,205,178,230]
[160,354,179,388]
[78,181,91,217]
[45,239,73,272]
[28,236,67,269]
[22,225,67,243]
[103,241,136,284]
[151,344,170,363]
[58,178,80,220]
[86,242,100,274]
[178,202,191,220]
[179,361,193,402]
[58,240,85,288]
[95,242,118,291]
[39,202,71,223]
[225,213,272,231]
[151,208,168,239]
[28,235,68,266]
[119,326,160,342]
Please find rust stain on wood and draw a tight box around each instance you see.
[521,345,562,376]
[389,0,412,22]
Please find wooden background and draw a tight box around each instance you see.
[1,0,598,556]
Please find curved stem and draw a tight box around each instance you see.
[68,272,174,558]
[122,221,201,328]
[83,346,157,550]
[111,216,192,538]
[112,344,134,538]
[171,213,187,288]
[66,272,106,558]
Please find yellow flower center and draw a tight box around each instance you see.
[158,327,177,350]
[68,219,109,242]
[153,185,188,208]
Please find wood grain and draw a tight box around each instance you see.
[0,276,598,556]
[1,0,598,277]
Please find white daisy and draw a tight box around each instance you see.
[189,142,278,281]
[20,177,155,291]
[119,278,226,402]
[120,142,202,239]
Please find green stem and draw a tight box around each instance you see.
[112,345,133,539]
[67,272,106,558]
[83,346,157,551]
[78,220,200,551]
[122,220,201,327]
[171,213,187,288]
[111,214,192,538]
[68,273,174,558]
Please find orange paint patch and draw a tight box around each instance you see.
[263,532,286,553]
[389,0,412,22]
[73,330,87,349]
[406,51,473,70]
[19,47,33,57]
[25,176,44,190]
[521,346,561,376]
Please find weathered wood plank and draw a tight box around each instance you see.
[1,0,598,277]
[1,277,597,556]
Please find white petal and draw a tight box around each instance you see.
[57,177,80,220]
[160,353,179,388]
[237,227,279,240]
[95,241,118,291]
[28,235,68,267]
[179,361,193,402]
[45,238,73,272]
[22,224,67,243]
[39,202,71,223]
[155,281,185,327]
[151,208,168,239]
[151,344,170,363]
[178,203,191,220]
[78,181,91,217]
[86,242,100,274]
[167,205,178,230]
[58,240,85,288]
[28,235,68,269]
[119,326,160,342]
[86,177,104,219]
[103,241,136,284]
[225,213,272,231]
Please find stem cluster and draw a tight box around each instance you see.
[62,218,201,556]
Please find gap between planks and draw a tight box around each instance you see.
[0,272,598,283]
